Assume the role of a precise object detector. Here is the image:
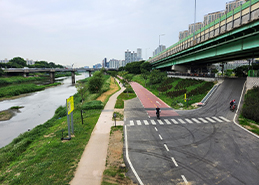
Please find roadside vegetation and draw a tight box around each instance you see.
[0,69,120,184]
[239,86,259,135]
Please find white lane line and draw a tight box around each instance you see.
[206,117,216,123]
[164,119,171,125]
[192,118,201,123]
[181,175,188,184]
[212,116,223,122]
[171,157,178,167]
[219,116,231,122]
[158,120,164,125]
[154,127,158,131]
[159,134,163,140]
[151,120,156,125]
[125,126,144,185]
[171,119,178,124]
[136,120,141,125]
[164,144,169,151]
[130,120,134,126]
[185,118,193,124]
[143,120,149,125]
[156,101,161,105]
[198,117,208,123]
[178,119,186,124]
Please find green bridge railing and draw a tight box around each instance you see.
[248,70,259,77]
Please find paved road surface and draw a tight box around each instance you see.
[125,78,259,185]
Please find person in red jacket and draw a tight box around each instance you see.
[230,99,236,109]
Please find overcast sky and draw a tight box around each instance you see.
[0,0,229,67]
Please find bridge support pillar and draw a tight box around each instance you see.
[72,71,75,85]
[24,72,29,77]
[50,72,55,84]
[89,71,91,77]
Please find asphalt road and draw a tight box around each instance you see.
[124,78,259,185]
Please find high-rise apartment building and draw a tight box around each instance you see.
[204,10,225,26]
[226,0,246,13]
[188,22,203,35]
[153,45,166,56]
[137,48,142,61]
[179,30,189,41]
[102,58,107,68]
[125,49,139,64]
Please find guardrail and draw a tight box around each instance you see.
[248,70,259,77]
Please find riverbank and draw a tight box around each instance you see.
[0,74,120,184]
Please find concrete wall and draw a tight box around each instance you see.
[246,77,259,90]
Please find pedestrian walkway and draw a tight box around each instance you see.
[126,116,231,126]
[70,80,125,185]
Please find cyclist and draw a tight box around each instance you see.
[230,99,236,109]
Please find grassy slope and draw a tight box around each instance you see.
[0,75,118,185]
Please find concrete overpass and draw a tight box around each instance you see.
[149,0,259,73]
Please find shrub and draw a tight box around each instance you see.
[82,100,104,110]
[242,86,259,122]
[54,106,67,118]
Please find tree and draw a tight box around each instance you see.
[140,62,152,73]
[8,57,27,68]
[87,71,104,93]
[0,68,4,77]
[141,71,149,87]
[124,74,134,97]
[76,83,88,124]
[125,61,145,74]
[149,69,167,85]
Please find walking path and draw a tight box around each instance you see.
[70,80,125,185]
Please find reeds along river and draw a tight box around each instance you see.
[0,72,89,148]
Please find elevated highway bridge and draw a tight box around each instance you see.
[149,0,259,73]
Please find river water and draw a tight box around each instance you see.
[0,72,89,148]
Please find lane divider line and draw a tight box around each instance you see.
[154,127,158,131]
[125,125,144,185]
[159,134,163,140]
[171,157,178,167]
[181,175,188,184]
[164,144,169,151]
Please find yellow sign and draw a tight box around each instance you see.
[184,93,186,102]
[67,96,74,115]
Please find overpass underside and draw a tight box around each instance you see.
[151,0,259,71]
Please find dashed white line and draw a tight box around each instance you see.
[171,157,178,167]
[219,116,231,122]
[164,144,169,151]
[164,119,171,125]
[158,120,164,125]
[136,120,141,125]
[181,175,188,184]
[130,120,134,126]
[171,119,178,124]
[143,120,149,125]
[212,116,223,122]
[159,134,163,140]
[178,119,186,124]
[154,127,158,131]
[151,120,156,125]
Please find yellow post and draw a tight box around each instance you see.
[184,93,186,102]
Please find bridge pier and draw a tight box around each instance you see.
[23,72,29,77]
[72,71,75,85]
[50,72,55,84]
[89,71,91,77]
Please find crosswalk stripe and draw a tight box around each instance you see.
[158,120,164,125]
[212,117,223,122]
[198,118,208,123]
[130,120,134,126]
[178,119,186,124]
[185,119,193,124]
[164,119,171,125]
[219,116,231,122]
[171,119,178,124]
[143,120,149,125]
[192,118,201,123]
[205,117,216,123]
[151,120,156,125]
[136,120,141,125]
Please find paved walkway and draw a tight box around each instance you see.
[70,80,125,185]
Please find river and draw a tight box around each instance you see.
[0,72,89,148]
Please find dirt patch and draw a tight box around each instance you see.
[102,128,136,185]
[97,77,119,102]
[0,110,14,121]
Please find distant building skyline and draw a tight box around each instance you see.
[153,45,166,56]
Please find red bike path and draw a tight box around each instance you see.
[130,82,179,118]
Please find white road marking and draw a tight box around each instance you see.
[185,119,193,124]
[125,126,144,185]
[156,101,161,105]
[181,175,188,184]
[164,144,169,151]
[219,116,231,122]
[143,120,149,125]
[151,120,156,125]
[154,127,158,131]
[171,119,178,124]
[164,119,171,125]
[206,117,216,123]
[212,117,223,122]
[159,134,163,140]
[136,120,141,125]
[130,120,134,126]
[192,118,201,123]
[171,157,178,167]
[198,118,208,123]
[178,119,186,124]
[158,120,164,125]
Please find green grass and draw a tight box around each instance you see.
[132,75,214,109]
[239,115,259,135]
[0,76,46,85]
[0,74,115,184]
